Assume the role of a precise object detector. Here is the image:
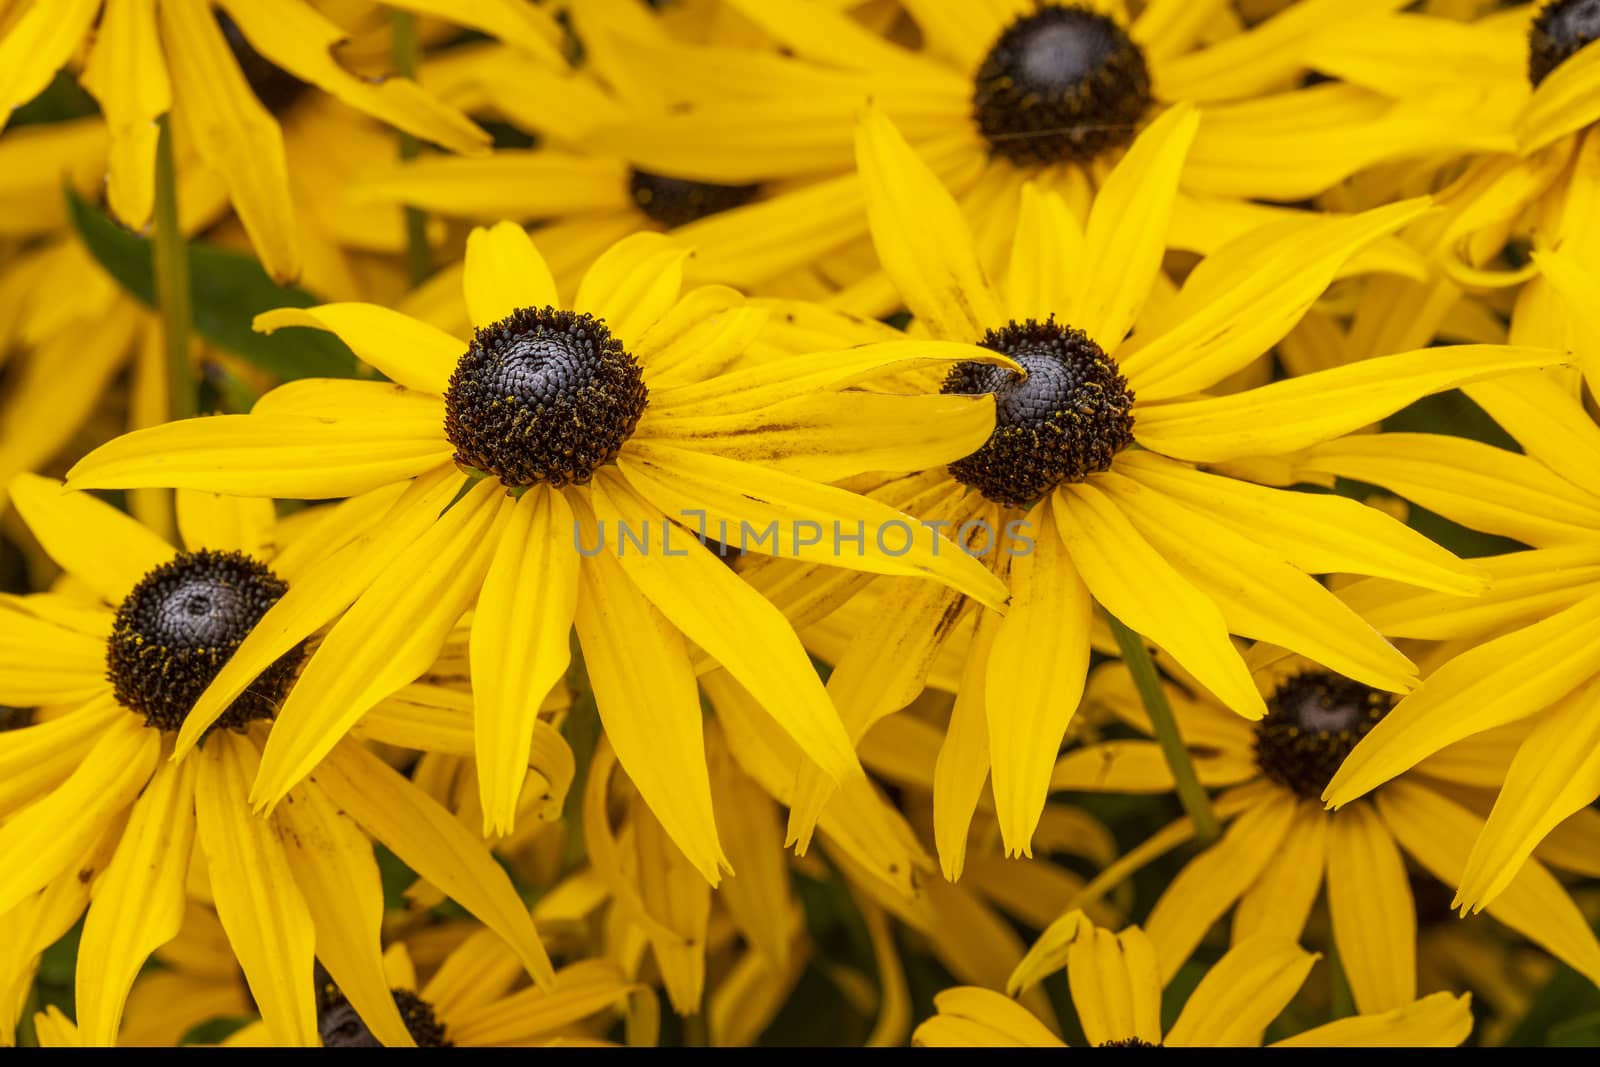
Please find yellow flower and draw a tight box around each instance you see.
[1296,366,1600,916]
[65,223,1011,884]
[918,912,1474,1047]
[1044,655,1600,1010]
[779,100,1558,868]
[0,0,569,281]
[0,475,554,1046]
[583,0,1494,305]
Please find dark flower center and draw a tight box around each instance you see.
[972,4,1152,166]
[943,317,1135,507]
[628,169,760,228]
[318,979,451,1048]
[443,307,648,488]
[107,550,303,734]
[1530,0,1600,86]
[1099,1038,1159,1048]
[1253,671,1394,800]
[216,12,308,114]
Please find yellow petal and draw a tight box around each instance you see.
[353,150,631,220]
[276,782,415,1047]
[215,0,489,154]
[1454,678,1600,912]
[253,304,461,395]
[633,792,714,1015]
[1096,470,1417,692]
[1463,372,1600,502]
[1164,936,1317,1047]
[1054,482,1265,719]
[159,0,299,281]
[593,470,857,785]
[574,529,730,885]
[0,695,124,817]
[706,725,792,969]
[1275,992,1473,1047]
[1376,780,1600,988]
[1325,591,1600,808]
[76,755,196,1046]
[253,479,507,806]
[470,486,578,835]
[1135,345,1567,463]
[384,0,565,66]
[1143,799,1295,982]
[1114,451,1484,594]
[65,414,453,499]
[1233,798,1327,946]
[1067,920,1164,1047]
[621,443,1009,607]
[447,961,637,1046]
[1077,103,1197,351]
[0,604,112,709]
[171,469,463,756]
[1119,199,1429,399]
[984,506,1090,856]
[0,0,101,134]
[464,221,560,330]
[575,233,688,351]
[1005,182,1086,326]
[631,285,767,388]
[1299,432,1600,548]
[855,105,1001,342]
[0,714,157,918]
[1326,801,1415,1014]
[175,490,276,557]
[193,734,318,1046]
[915,987,1063,1048]
[31,1007,82,1049]
[310,739,556,988]
[934,611,998,881]
[10,473,175,603]
[1520,38,1600,152]
[79,0,171,229]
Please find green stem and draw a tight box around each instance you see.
[390,11,431,285]
[1105,610,1220,845]
[152,115,194,422]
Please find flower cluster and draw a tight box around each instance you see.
[1,0,1598,1050]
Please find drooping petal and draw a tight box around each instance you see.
[1454,677,1600,912]
[1143,799,1296,982]
[1275,992,1473,1047]
[1066,918,1165,1047]
[193,734,318,1046]
[1054,482,1265,718]
[913,988,1064,1048]
[310,739,556,989]
[984,506,1091,856]
[10,472,174,603]
[253,304,461,395]
[1164,936,1317,1047]
[934,611,998,881]
[79,0,171,229]
[253,479,507,806]
[470,486,579,836]
[75,755,196,1046]
[275,783,415,1047]
[0,0,101,135]
[574,529,730,884]
[1232,798,1327,946]
[632,792,714,1016]
[463,221,560,330]
[706,725,792,969]
[855,105,1001,342]
[1377,780,1600,989]
[158,0,299,281]
[0,714,158,918]
[1325,801,1415,1014]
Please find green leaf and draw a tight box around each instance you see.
[65,187,358,382]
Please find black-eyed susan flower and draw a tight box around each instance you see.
[780,101,1559,870]
[1041,655,1600,1012]
[920,912,1474,1047]
[583,0,1499,306]
[0,474,555,1046]
[1298,367,1600,917]
[0,0,571,281]
[64,222,1011,885]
